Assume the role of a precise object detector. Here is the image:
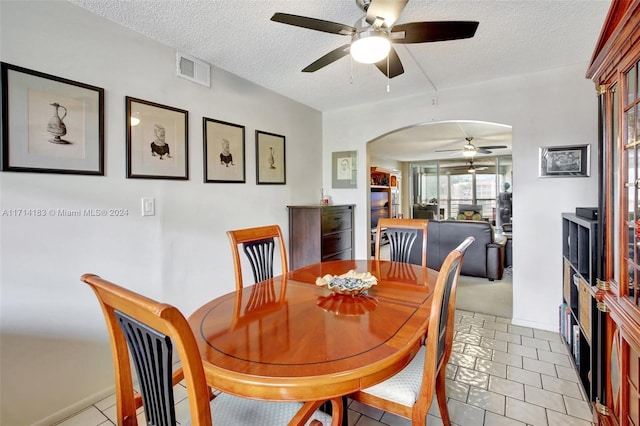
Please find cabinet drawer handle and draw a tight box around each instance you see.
[636,178,640,189]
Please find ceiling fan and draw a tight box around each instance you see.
[435,136,507,157]
[270,0,479,78]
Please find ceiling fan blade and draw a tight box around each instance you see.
[271,13,355,35]
[478,145,507,150]
[302,44,351,73]
[390,21,479,44]
[366,0,409,28]
[374,46,404,78]
[476,149,492,154]
[434,148,463,153]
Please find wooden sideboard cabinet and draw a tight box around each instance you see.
[287,204,355,270]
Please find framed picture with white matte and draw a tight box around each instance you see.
[126,96,189,180]
[1,62,104,175]
[203,117,245,183]
[255,130,286,185]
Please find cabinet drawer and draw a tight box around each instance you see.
[323,248,353,262]
[578,277,591,343]
[322,230,352,255]
[322,208,352,233]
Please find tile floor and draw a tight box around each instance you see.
[54,309,595,426]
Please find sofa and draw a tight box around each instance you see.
[426,220,506,281]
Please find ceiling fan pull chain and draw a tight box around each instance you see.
[386,55,390,93]
[350,55,354,85]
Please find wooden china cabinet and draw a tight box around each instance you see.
[586,1,640,424]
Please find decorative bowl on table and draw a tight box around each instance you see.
[315,270,378,296]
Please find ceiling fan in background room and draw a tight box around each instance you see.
[435,136,508,158]
[270,0,479,78]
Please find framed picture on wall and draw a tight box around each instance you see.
[539,144,590,177]
[126,96,189,180]
[1,62,104,175]
[255,130,285,184]
[203,117,245,183]
[331,150,357,188]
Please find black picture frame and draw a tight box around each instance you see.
[203,117,245,183]
[539,144,590,178]
[1,62,104,175]
[126,96,189,180]
[255,130,286,185]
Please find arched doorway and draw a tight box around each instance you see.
[367,120,513,318]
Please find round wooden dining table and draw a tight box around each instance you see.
[188,259,439,422]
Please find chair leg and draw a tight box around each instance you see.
[436,368,451,426]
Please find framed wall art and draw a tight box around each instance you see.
[1,62,104,175]
[255,130,285,185]
[331,150,357,188]
[203,117,245,183]
[126,96,188,180]
[539,144,590,178]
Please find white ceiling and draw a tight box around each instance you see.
[67,0,610,163]
[69,0,611,114]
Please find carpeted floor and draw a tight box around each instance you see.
[377,244,513,318]
[455,267,513,318]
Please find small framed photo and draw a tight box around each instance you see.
[126,96,188,180]
[256,130,285,185]
[539,144,590,178]
[1,62,104,175]
[203,117,245,183]
[332,150,357,188]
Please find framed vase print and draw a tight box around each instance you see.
[203,117,245,183]
[1,62,104,175]
[126,96,188,180]
[255,130,285,185]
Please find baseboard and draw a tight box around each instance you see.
[511,317,557,332]
[31,386,115,426]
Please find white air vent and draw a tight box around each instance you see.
[176,52,211,87]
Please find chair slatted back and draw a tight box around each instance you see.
[115,310,176,426]
[82,274,212,426]
[227,225,288,290]
[386,229,418,263]
[243,237,276,284]
[375,218,429,267]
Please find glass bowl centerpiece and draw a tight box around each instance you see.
[315,270,378,296]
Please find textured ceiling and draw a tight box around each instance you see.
[68,0,611,113]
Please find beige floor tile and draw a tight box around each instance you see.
[455,366,490,389]
[507,366,542,388]
[564,395,595,422]
[541,375,584,400]
[467,386,506,415]
[488,376,524,400]
[55,407,109,426]
[475,358,507,378]
[448,399,486,426]
[524,384,566,412]
[484,411,527,426]
[505,396,548,426]
[546,408,595,426]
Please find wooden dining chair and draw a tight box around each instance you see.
[227,224,288,290]
[375,218,429,267]
[350,236,475,426]
[81,273,338,426]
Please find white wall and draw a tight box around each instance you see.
[0,2,322,425]
[324,64,598,332]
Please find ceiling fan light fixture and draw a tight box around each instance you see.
[467,164,476,173]
[462,149,476,158]
[350,29,390,64]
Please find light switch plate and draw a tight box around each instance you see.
[141,198,155,216]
